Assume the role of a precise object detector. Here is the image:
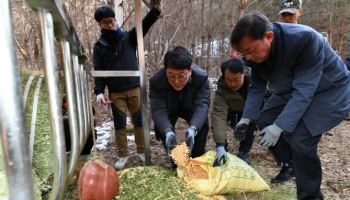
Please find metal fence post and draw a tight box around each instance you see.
[0,0,34,199]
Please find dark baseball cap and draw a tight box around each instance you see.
[279,0,302,15]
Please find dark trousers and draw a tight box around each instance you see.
[256,104,323,200]
[155,116,209,158]
[256,105,293,164]
[227,111,256,153]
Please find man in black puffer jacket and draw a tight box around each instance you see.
[93,1,161,170]
[149,46,210,165]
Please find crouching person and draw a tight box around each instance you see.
[149,46,210,165]
[212,57,256,166]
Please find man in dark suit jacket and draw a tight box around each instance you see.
[230,13,350,200]
[149,46,210,162]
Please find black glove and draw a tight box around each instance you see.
[165,131,176,156]
[185,127,197,154]
[233,118,250,142]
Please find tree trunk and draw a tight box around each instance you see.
[200,0,205,68]
[205,0,213,72]
[328,2,334,46]
[338,14,345,56]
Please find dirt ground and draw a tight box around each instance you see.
[96,106,350,200]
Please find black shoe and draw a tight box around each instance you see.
[271,162,295,184]
[299,192,324,200]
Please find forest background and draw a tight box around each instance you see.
[11,0,350,78]
[7,1,350,199]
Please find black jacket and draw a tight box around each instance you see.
[94,8,160,94]
[149,65,210,135]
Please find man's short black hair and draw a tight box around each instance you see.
[94,5,115,22]
[164,46,192,70]
[230,12,272,48]
[220,57,245,77]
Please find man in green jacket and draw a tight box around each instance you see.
[212,57,256,166]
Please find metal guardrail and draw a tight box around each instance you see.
[0,0,92,199]
[0,1,35,199]
[1,0,152,199]
[134,0,152,165]
[38,10,68,199]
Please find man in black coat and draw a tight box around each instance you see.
[93,2,161,170]
[149,46,210,161]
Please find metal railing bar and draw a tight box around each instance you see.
[80,66,89,143]
[83,69,92,134]
[0,0,34,199]
[85,71,92,135]
[135,0,152,165]
[23,75,35,108]
[91,70,141,77]
[38,9,67,200]
[72,55,85,151]
[29,77,43,165]
[61,41,79,178]
[26,0,84,56]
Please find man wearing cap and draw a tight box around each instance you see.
[93,1,161,170]
[279,0,303,24]
[230,13,350,199]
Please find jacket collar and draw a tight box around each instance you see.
[96,37,109,46]
[268,23,279,64]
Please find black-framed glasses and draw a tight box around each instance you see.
[167,71,190,82]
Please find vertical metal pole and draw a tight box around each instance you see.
[29,77,43,165]
[23,75,35,108]
[80,66,89,140]
[82,69,90,133]
[135,0,152,165]
[86,74,96,152]
[0,1,34,199]
[38,9,67,200]
[72,55,85,151]
[82,68,91,134]
[61,41,79,178]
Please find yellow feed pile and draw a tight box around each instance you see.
[172,144,270,196]
[170,143,190,168]
[171,142,208,179]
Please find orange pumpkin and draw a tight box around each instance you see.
[77,159,119,200]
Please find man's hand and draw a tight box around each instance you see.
[233,118,250,142]
[259,124,283,147]
[213,146,227,167]
[185,127,197,153]
[165,131,176,156]
[96,93,106,104]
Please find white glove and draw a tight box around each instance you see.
[213,146,227,166]
[237,118,250,125]
[259,124,283,147]
[96,93,106,104]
